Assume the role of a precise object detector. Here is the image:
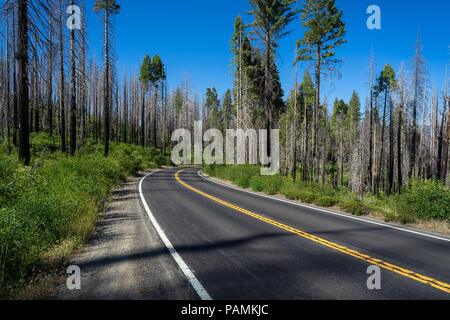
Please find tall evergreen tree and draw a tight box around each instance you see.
[348,90,361,144]
[150,54,165,148]
[296,0,346,181]
[374,63,396,194]
[222,89,233,131]
[139,54,152,147]
[247,0,298,152]
[206,88,221,129]
[332,99,348,186]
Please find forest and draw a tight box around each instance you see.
[0,0,448,297]
[0,0,448,191]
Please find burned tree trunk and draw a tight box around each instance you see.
[17,0,30,165]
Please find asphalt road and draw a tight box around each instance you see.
[140,167,450,300]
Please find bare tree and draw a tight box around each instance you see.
[441,64,449,183]
[410,32,426,178]
[94,0,120,156]
[291,44,298,181]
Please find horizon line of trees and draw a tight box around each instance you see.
[201,0,449,195]
[0,0,204,164]
[0,0,448,196]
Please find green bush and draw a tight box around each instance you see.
[249,175,264,192]
[298,192,316,204]
[285,190,302,200]
[261,176,283,195]
[393,179,450,223]
[315,196,338,208]
[154,154,169,167]
[237,175,251,188]
[204,165,260,187]
[340,200,369,216]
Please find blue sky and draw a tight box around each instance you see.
[85,0,449,109]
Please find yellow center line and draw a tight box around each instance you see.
[175,169,450,294]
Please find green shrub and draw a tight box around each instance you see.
[285,190,302,200]
[237,175,251,188]
[261,176,283,195]
[315,196,338,208]
[340,200,369,216]
[249,175,264,192]
[298,192,316,204]
[154,154,169,167]
[393,179,450,223]
[247,174,283,195]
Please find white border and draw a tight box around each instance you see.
[198,170,450,243]
[139,170,212,300]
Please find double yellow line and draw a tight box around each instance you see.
[175,169,450,294]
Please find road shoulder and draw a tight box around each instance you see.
[51,170,198,300]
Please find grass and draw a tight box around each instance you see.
[203,164,450,225]
[0,133,172,298]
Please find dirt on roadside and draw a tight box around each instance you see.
[51,171,198,300]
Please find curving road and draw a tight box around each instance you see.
[139,167,450,300]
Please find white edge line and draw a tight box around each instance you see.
[139,170,212,300]
[198,170,450,243]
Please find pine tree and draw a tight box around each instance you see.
[222,89,233,131]
[332,99,348,186]
[206,88,221,129]
[296,0,346,182]
[348,91,361,145]
[299,70,315,181]
[139,54,152,148]
[247,0,298,153]
[150,54,165,148]
[374,63,396,194]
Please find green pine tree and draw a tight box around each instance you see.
[139,54,152,147]
[206,88,221,129]
[150,54,165,148]
[247,0,298,135]
[374,63,397,195]
[222,89,233,131]
[296,0,346,180]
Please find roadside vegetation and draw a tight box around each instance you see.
[0,133,171,298]
[203,165,450,225]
